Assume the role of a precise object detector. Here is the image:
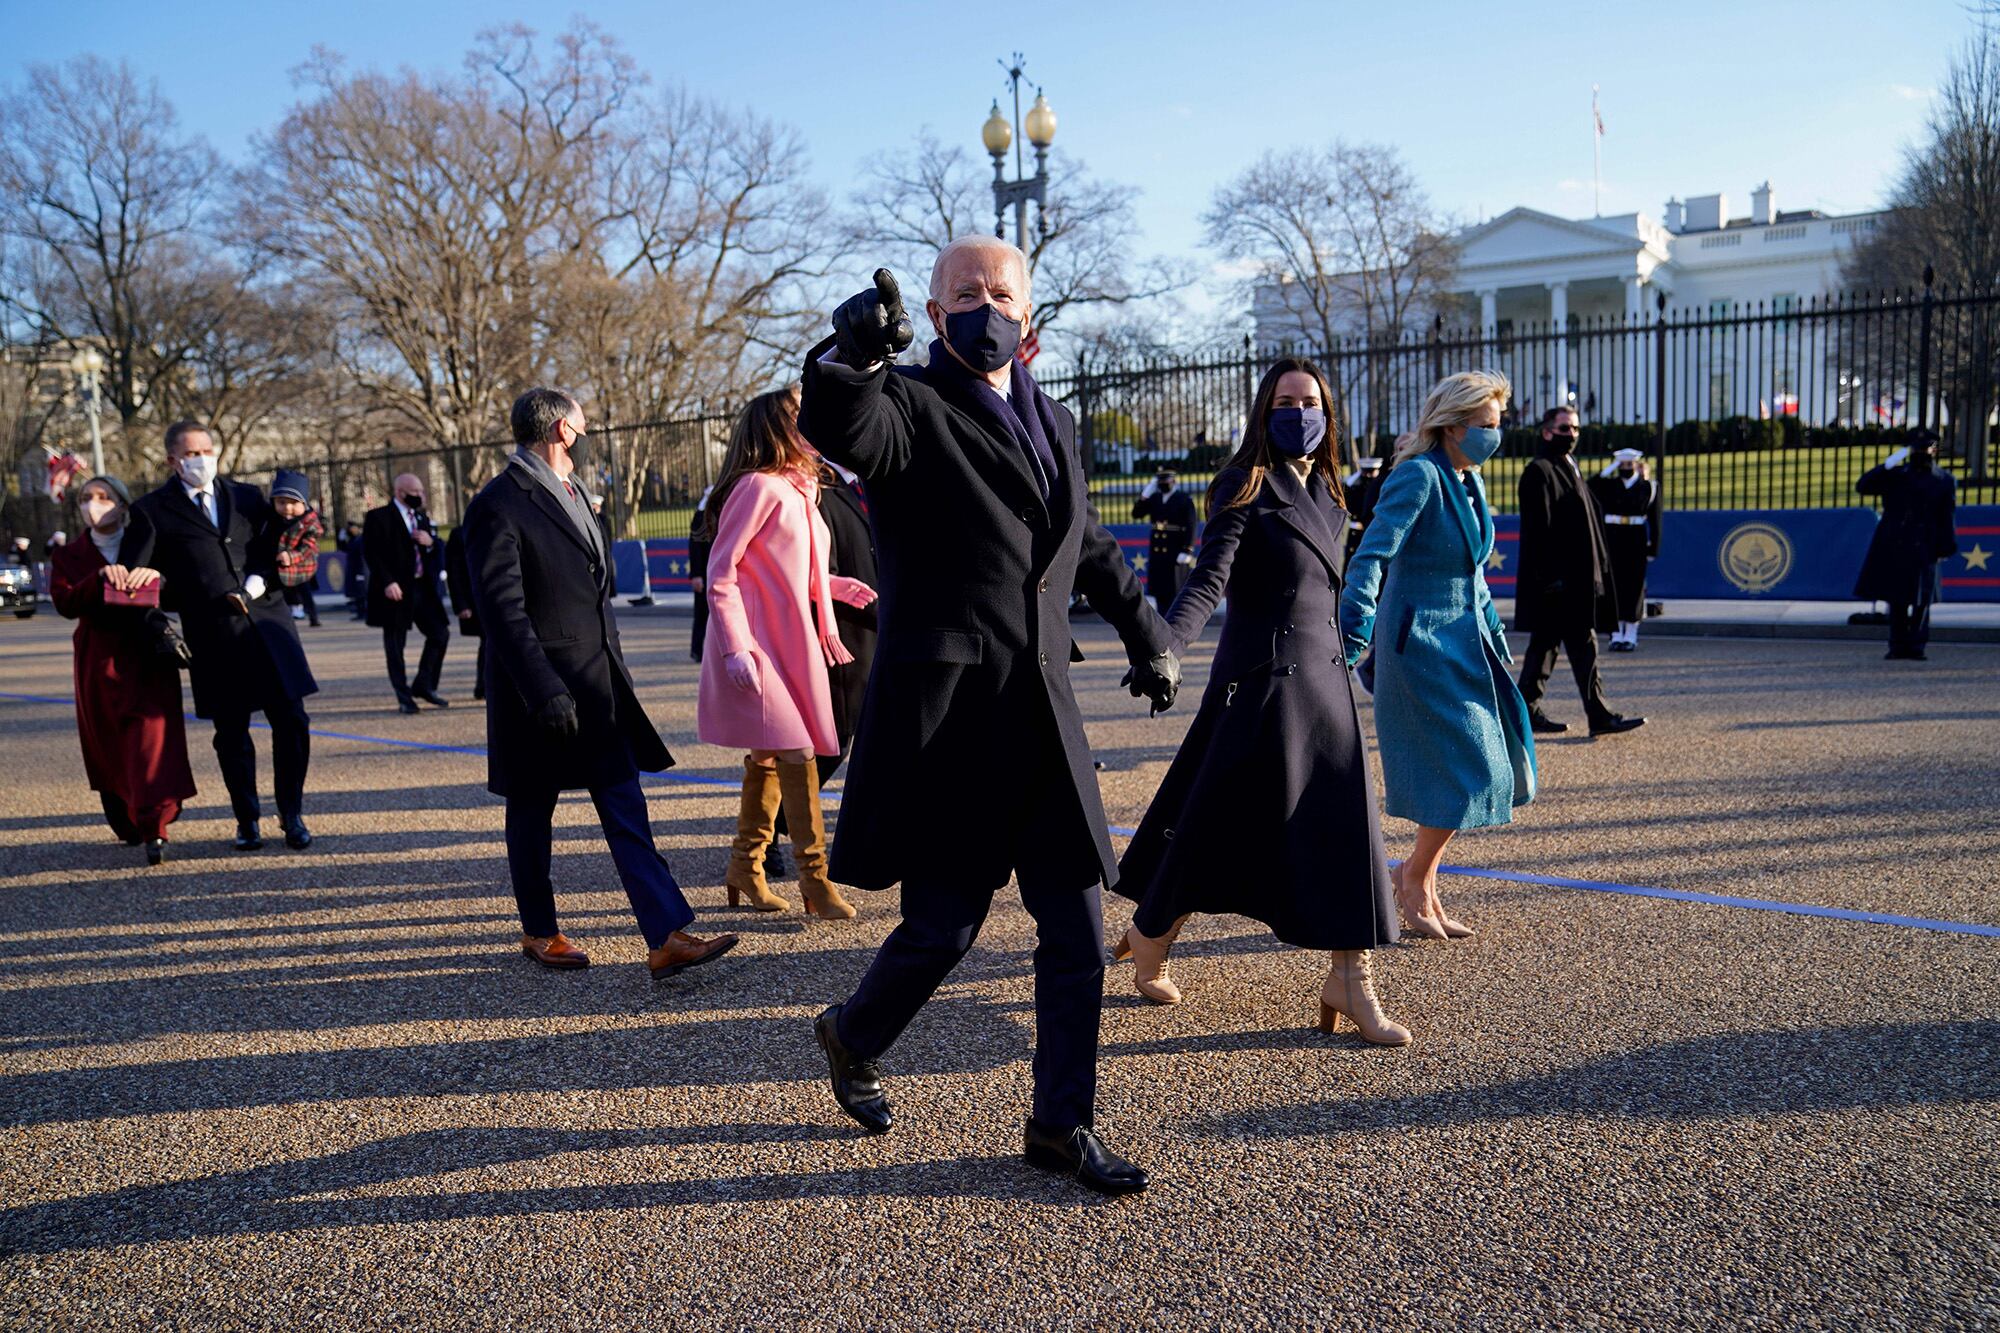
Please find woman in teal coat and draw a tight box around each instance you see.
[1339,370,1535,940]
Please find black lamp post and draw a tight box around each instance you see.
[982,54,1056,248]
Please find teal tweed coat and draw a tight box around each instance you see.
[1339,450,1536,830]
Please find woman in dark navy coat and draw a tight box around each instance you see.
[1114,358,1407,1046]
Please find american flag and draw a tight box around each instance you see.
[1017,326,1041,366]
[1593,85,1606,137]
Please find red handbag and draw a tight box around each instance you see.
[103,580,161,608]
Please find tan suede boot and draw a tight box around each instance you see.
[775,757,855,919]
[1317,950,1412,1046]
[725,758,789,912]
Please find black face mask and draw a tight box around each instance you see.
[1545,429,1577,455]
[1157,479,1174,493]
[943,303,1022,373]
[400,494,425,511]
[1910,448,1936,472]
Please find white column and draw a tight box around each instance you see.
[1623,276,1646,423]
[1478,288,1498,343]
[1547,281,1570,410]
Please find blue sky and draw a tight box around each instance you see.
[9,0,1978,317]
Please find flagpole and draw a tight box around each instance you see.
[1592,84,1602,217]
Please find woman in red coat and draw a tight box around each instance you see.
[50,475,196,865]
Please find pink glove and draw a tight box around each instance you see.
[724,650,760,693]
[830,576,878,609]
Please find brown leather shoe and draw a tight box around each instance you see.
[521,933,591,969]
[647,930,739,979]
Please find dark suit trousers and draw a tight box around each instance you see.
[210,698,311,826]
[503,773,695,948]
[835,720,1107,1130]
[690,587,710,660]
[384,589,450,699]
[1888,602,1932,655]
[1517,618,1612,724]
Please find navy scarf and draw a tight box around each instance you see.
[925,340,1061,498]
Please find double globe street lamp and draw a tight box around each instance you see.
[68,345,106,477]
[981,54,1056,249]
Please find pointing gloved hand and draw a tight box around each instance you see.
[831,268,915,370]
[1123,650,1182,715]
[537,693,580,742]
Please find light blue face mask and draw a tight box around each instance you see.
[1457,425,1503,465]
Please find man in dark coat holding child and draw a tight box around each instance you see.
[799,239,1180,1196]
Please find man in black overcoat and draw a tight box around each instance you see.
[365,475,451,714]
[463,388,736,980]
[1512,406,1643,737]
[687,485,714,662]
[1855,430,1958,661]
[132,420,318,851]
[1341,454,1387,569]
[799,240,1180,1197]
[1587,447,1663,652]
[1131,466,1197,613]
[443,524,484,701]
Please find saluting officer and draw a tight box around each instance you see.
[1131,466,1197,613]
[1588,447,1662,652]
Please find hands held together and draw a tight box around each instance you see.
[1121,651,1182,716]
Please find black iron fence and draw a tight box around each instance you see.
[241,278,1998,536]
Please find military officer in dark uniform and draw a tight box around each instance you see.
[1341,453,1387,569]
[1588,447,1662,652]
[1855,429,1958,661]
[1131,466,1197,613]
[1513,406,1644,737]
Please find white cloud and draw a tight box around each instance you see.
[1889,83,1930,102]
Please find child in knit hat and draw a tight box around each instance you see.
[270,469,323,627]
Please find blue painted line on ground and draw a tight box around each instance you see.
[4,689,1994,939]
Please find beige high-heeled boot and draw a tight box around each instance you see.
[775,757,855,920]
[1394,860,1448,940]
[1317,950,1412,1046]
[725,758,790,912]
[1113,917,1186,1005]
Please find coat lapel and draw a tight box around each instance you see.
[1263,466,1342,577]
[1425,452,1483,563]
[920,366,1051,527]
[514,467,592,556]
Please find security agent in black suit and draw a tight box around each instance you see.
[365,475,451,713]
[131,420,319,851]
[1854,429,1958,660]
[1131,466,1198,613]
[444,525,484,701]
[800,247,1180,1197]
[1512,406,1643,737]
[462,388,736,979]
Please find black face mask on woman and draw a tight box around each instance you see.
[1267,407,1327,459]
[942,303,1023,373]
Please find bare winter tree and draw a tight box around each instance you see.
[843,135,1190,357]
[1203,142,1459,439]
[1845,28,2000,475]
[0,55,254,473]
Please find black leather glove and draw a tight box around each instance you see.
[154,622,192,668]
[537,693,580,742]
[831,268,915,369]
[1125,651,1181,715]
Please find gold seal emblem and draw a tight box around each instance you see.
[1718,521,1793,594]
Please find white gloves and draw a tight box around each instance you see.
[1176,551,1195,567]
[243,574,267,601]
[1886,447,1911,468]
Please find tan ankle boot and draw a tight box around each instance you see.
[775,757,854,920]
[725,758,789,912]
[1317,950,1411,1046]
[1113,916,1186,1005]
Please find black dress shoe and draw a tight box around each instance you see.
[145,838,166,866]
[1023,1120,1149,1197]
[814,1005,892,1134]
[282,820,313,850]
[415,690,450,708]
[1529,711,1570,735]
[234,822,264,851]
[397,697,419,715]
[1589,714,1647,737]
[764,843,791,880]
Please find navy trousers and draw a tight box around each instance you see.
[210,698,311,827]
[504,774,694,948]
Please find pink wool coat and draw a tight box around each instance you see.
[697,468,856,755]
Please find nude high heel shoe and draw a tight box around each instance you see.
[1316,950,1411,1046]
[1112,919,1185,1006]
[1393,861,1447,940]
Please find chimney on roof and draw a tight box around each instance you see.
[1751,181,1774,226]
[1684,193,1725,232]
[1663,197,1685,233]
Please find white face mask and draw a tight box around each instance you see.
[82,500,122,530]
[176,454,217,490]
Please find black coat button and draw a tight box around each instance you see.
[1038,578,1049,593]
[1283,665,1297,675]
[1038,651,1049,665]
[1329,615,1338,628]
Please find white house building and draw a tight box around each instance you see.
[1253,184,1889,428]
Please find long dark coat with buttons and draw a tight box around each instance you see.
[1853,462,1957,604]
[1513,447,1618,635]
[798,336,1169,895]
[131,477,318,719]
[462,461,672,798]
[1114,465,1396,950]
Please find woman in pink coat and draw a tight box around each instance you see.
[699,387,877,919]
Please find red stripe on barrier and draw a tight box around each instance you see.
[1956,526,2000,535]
[1943,577,2000,587]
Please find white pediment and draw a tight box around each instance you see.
[1457,208,1646,268]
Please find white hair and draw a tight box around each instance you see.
[929,235,1032,304]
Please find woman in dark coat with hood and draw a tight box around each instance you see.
[1113,358,1407,1046]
